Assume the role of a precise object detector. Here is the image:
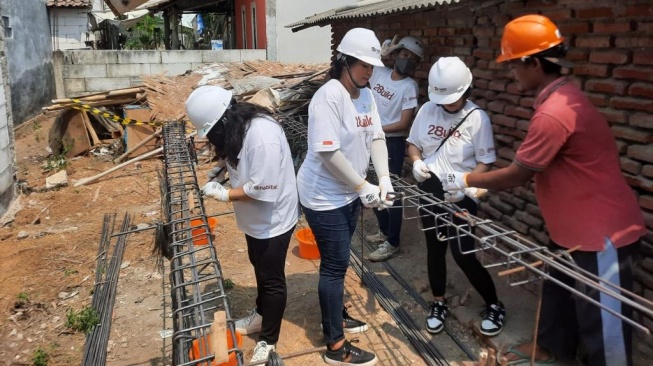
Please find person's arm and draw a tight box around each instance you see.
[226,186,252,202]
[407,143,422,163]
[319,150,365,189]
[370,139,389,178]
[383,108,415,134]
[466,162,535,190]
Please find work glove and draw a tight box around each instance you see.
[438,172,468,191]
[377,175,395,210]
[412,159,431,183]
[381,35,399,57]
[444,190,465,203]
[202,182,230,202]
[357,181,381,208]
[464,187,488,200]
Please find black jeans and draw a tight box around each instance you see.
[245,225,295,345]
[418,175,498,305]
[372,136,405,247]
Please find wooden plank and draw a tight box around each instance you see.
[80,111,101,146]
[48,110,92,157]
[124,107,157,157]
[210,311,229,364]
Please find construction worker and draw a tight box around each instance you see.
[407,56,506,337]
[440,15,646,366]
[296,27,394,366]
[365,35,422,262]
[186,85,300,363]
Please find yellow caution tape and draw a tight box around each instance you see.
[70,99,162,126]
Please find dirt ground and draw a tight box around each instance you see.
[2,112,483,366]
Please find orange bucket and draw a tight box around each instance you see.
[191,217,218,246]
[189,329,242,366]
[296,227,320,260]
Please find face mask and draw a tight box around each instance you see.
[395,57,417,75]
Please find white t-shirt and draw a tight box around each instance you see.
[297,80,384,211]
[407,100,496,175]
[369,67,419,137]
[226,116,299,239]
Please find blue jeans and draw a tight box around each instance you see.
[301,200,360,345]
[373,136,405,247]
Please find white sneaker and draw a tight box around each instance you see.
[368,241,399,262]
[235,309,262,335]
[250,341,275,363]
[365,231,386,244]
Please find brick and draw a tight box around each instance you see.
[614,65,653,81]
[574,63,610,77]
[489,79,509,91]
[558,21,591,35]
[528,228,550,245]
[634,50,653,65]
[516,119,530,131]
[492,114,517,128]
[628,145,653,163]
[611,126,652,144]
[499,191,525,210]
[628,82,653,99]
[497,93,521,105]
[479,201,502,220]
[610,97,653,113]
[487,100,507,113]
[489,196,515,215]
[515,210,543,228]
[615,36,653,48]
[473,48,495,59]
[472,68,495,80]
[585,79,629,94]
[525,203,541,217]
[631,113,653,129]
[497,147,515,161]
[594,21,635,33]
[621,157,643,175]
[504,105,532,119]
[641,195,653,211]
[503,215,530,234]
[626,4,653,17]
[586,93,608,107]
[598,108,628,124]
[577,7,614,18]
[615,140,628,154]
[624,174,653,193]
[543,9,573,21]
[639,22,653,33]
[644,165,653,179]
[566,48,589,62]
[589,50,630,65]
[575,35,612,48]
[520,97,535,108]
[495,134,516,145]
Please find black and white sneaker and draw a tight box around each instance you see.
[343,307,369,333]
[426,300,448,334]
[324,339,377,366]
[480,301,505,336]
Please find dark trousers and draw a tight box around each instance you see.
[537,239,638,366]
[245,226,294,345]
[372,136,405,247]
[301,200,360,345]
[418,175,498,305]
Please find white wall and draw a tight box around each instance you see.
[274,0,356,63]
[50,8,92,50]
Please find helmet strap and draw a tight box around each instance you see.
[344,59,366,89]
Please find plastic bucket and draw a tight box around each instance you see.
[191,217,218,246]
[189,329,242,366]
[296,227,320,260]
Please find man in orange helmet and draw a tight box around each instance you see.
[438,14,645,366]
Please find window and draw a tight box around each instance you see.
[241,5,247,49]
[251,2,257,49]
[2,16,12,39]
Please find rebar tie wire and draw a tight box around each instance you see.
[161,121,243,366]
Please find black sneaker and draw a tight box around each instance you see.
[426,300,448,334]
[343,308,369,333]
[480,301,505,336]
[324,339,377,366]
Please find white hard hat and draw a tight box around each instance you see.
[390,36,425,60]
[428,57,472,104]
[336,28,384,67]
[185,86,233,138]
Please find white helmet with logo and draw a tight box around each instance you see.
[428,57,472,104]
[336,28,384,67]
[390,36,425,60]
[185,86,233,138]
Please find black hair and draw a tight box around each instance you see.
[205,100,273,168]
[529,43,567,75]
[328,54,361,79]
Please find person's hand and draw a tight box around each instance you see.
[377,175,394,210]
[381,35,398,57]
[439,172,468,191]
[464,187,488,199]
[202,182,230,202]
[357,181,381,208]
[412,159,431,182]
[444,190,465,203]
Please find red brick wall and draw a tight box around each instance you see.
[332,0,653,361]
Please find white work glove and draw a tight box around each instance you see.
[438,172,468,191]
[357,181,381,208]
[201,182,230,202]
[377,175,394,210]
[412,159,431,183]
[444,190,465,203]
[381,35,398,57]
[464,187,488,200]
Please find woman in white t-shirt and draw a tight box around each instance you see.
[296,28,394,366]
[186,85,299,364]
[406,57,506,338]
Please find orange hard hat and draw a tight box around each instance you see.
[496,14,565,63]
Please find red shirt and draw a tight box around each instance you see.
[515,77,645,251]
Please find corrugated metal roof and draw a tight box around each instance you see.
[46,0,92,7]
[286,0,460,30]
